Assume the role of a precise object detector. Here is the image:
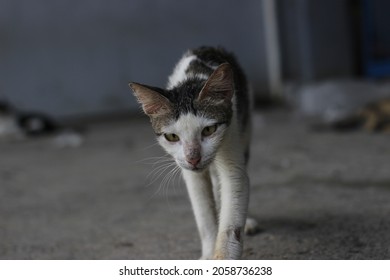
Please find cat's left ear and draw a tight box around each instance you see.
[197,63,234,104]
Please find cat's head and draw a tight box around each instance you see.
[129,63,234,171]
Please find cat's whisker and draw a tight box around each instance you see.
[145,160,170,175]
[151,163,177,192]
[171,165,182,189]
[159,165,182,212]
[134,154,172,165]
[148,159,174,170]
[135,141,160,153]
[149,162,175,183]
[146,161,176,189]
[160,164,179,194]
[171,166,183,196]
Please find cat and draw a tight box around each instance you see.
[312,98,390,133]
[0,101,58,137]
[129,46,257,259]
[0,100,84,147]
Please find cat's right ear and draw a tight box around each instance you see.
[129,83,172,117]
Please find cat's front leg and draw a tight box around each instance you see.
[182,169,218,259]
[214,162,249,260]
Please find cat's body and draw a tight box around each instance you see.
[130,46,253,259]
[0,101,58,138]
[313,98,390,133]
[0,101,84,147]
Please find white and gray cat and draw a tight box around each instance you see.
[0,101,58,138]
[0,101,84,147]
[129,46,257,259]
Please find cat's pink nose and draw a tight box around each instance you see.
[187,157,201,167]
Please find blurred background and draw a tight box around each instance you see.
[2,0,388,119]
[1,0,390,260]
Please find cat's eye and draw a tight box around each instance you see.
[202,125,217,137]
[164,133,180,142]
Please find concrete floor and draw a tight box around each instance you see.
[0,111,389,259]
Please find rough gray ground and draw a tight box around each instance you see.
[0,111,389,259]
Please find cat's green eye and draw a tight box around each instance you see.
[164,133,180,142]
[202,125,217,137]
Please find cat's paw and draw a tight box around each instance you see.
[245,217,261,235]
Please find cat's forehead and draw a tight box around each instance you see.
[149,78,233,134]
[168,79,204,117]
[150,99,233,135]
[170,83,232,120]
[163,113,215,133]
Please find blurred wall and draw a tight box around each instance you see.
[0,0,266,118]
[0,0,357,118]
[279,0,355,82]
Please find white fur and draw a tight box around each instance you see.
[167,54,197,89]
[0,116,23,138]
[158,110,249,259]
[167,54,212,90]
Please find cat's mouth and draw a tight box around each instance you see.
[180,159,212,172]
[181,163,204,172]
[187,166,204,172]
